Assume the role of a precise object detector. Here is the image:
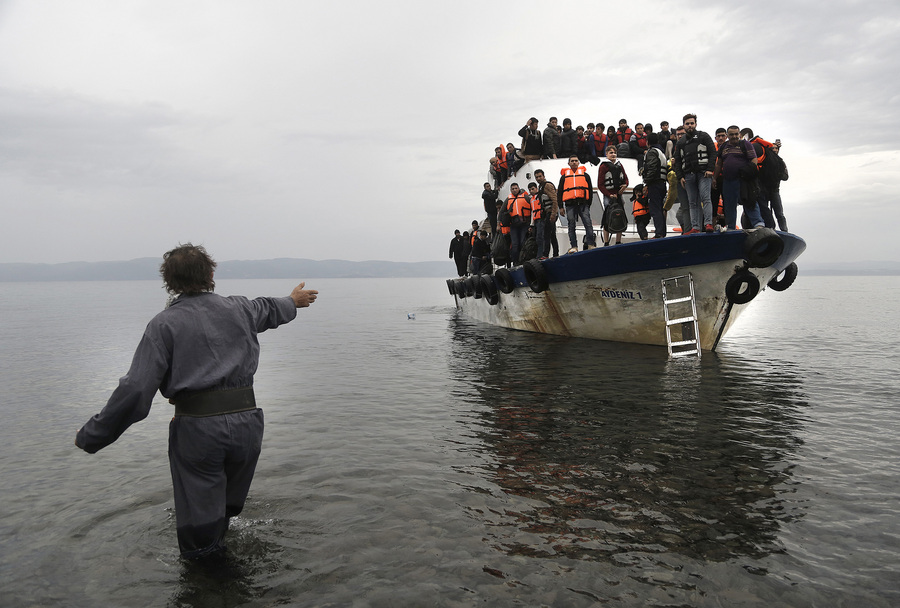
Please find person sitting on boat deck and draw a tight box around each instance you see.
[543,117,561,159]
[658,121,671,150]
[597,146,629,246]
[584,123,598,160]
[629,122,649,171]
[506,142,524,176]
[558,155,596,253]
[642,133,669,238]
[74,243,318,559]
[494,146,509,184]
[575,125,588,164]
[615,119,634,157]
[712,125,766,231]
[631,184,651,240]
[489,156,502,189]
[741,128,788,232]
[674,113,717,234]
[665,124,680,160]
[527,182,546,260]
[506,183,532,265]
[518,117,543,162]
[449,230,467,277]
[559,118,577,160]
[482,182,499,234]
[534,169,560,258]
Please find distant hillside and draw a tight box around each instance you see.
[1,257,897,281]
[801,261,900,276]
[0,258,452,281]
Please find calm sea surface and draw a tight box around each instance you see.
[0,275,898,607]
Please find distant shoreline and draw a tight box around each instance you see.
[0,258,897,281]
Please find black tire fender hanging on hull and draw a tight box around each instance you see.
[494,268,515,294]
[768,262,798,292]
[725,270,760,304]
[743,228,784,268]
[522,259,549,293]
[479,274,500,305]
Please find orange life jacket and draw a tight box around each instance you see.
[497,146,508,170]
[560,165,590,202]
[751,136,775,166]
[529,194,542,220]
[507,191,531,221]
[632,192,650,216]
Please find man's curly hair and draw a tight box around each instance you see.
[160,243,217,295]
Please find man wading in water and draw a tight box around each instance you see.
[74,243,318,559]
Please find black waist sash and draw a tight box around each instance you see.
[172,386,257,417]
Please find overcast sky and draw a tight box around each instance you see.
[1,0,898,266]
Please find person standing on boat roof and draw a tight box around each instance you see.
[674,113,716,234]
[527,182,546,259]
[518,117,543,162]
[642,133,669,239]
[741,128,788,232]
[558,155,596,253]
[543,117,561,159]
[597,146,629,246]
[713,125,766,231]
[74,243,318,559]
[450,230,467,276]
[506,183,532,265]
[534,169,560,258]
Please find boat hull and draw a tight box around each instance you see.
[449,230,806,351]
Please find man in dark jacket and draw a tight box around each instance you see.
[74,244,318,559]
[674,113,716,234]
[543,117,561,159]
[518,117,543,161]
[642,133,669,238]
[559,118,578,159]
[449,230,467,276]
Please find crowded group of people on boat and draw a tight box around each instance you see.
[449,113,790,276]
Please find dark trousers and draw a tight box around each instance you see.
[169,409,264,558]
[647,181,667,237]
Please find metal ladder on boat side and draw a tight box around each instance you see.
[661,274,701,358]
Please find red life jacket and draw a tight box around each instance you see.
[560,165,591,202]
[632,132,648,150]
[616,127,634,144]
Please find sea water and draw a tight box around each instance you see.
[0,275,898,607]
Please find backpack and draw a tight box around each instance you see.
[520,235,537,263]
[759,147,789,188]
[607,202,628,233]
[491,232,510,266]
